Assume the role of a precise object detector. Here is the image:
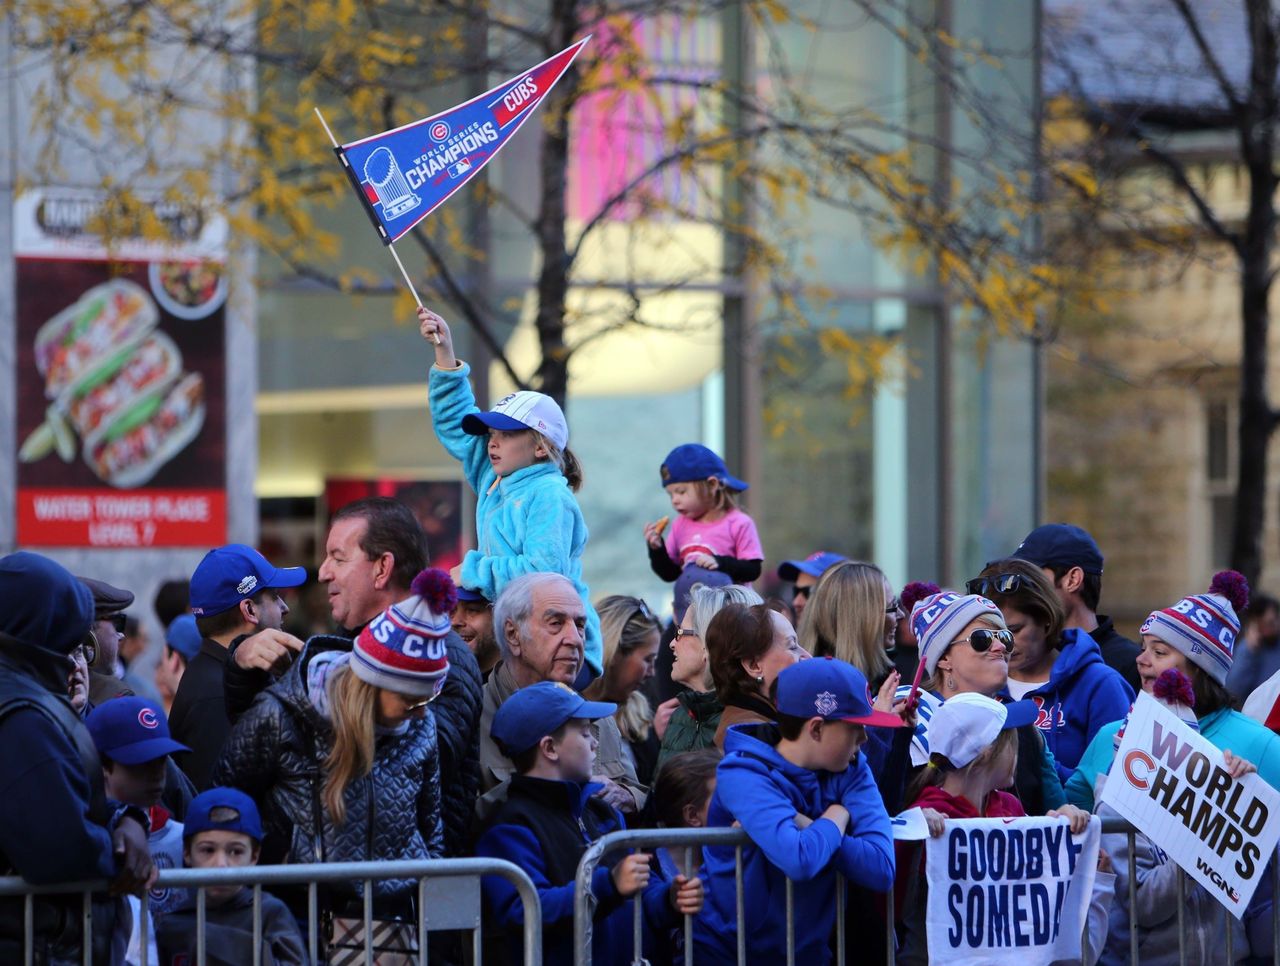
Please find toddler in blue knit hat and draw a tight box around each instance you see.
[644,443,764,594]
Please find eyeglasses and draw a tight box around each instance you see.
[100,613,127,634]
[674,627,700,641]
[74,640,96,665]
[885,597,903,616]
[951,628,1014,653]
[965,574,1026,598]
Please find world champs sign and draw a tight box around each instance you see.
[335,38,590,244]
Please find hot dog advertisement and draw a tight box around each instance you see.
[15,255,226,547]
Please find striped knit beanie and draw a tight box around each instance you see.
[912,591,1007,677]
[1140,570,1248,686]
[353,569,456,698]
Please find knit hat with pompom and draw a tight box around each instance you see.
[352,569,456,698]
[1140,571,1249,686]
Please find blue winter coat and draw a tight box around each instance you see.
[692,723,894,965]
[429,363,602,673]
[1003,628,1134,782]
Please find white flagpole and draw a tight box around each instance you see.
[314,107,439,343]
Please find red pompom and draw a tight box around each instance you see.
[900,581,942,613]
[410,568,458,615]
[1209,570,1249,613]
[1153,668,1196,708]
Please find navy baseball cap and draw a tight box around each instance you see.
[86,696,189,765]
[455,586,490,604]
[184,787,263,843]
[491,682,617,757]
[1013,524,1104,576]
[660,444,748,492]
[164,613,202,661]
[189,544,307,617]
[777,551,848,583]
[776,658,905,728]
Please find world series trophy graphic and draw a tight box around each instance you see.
[363,146,421,219]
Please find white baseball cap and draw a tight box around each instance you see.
[927,692,1038,768]
[461,390,568,450]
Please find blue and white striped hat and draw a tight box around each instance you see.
[1140,571,1248,686]
[912,591,1007,678]
[352,569,455,698]
[462,390,568,450]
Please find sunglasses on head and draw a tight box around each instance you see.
[629,598,654,624]
[965,574,1026,598]
[952,628,1014,653]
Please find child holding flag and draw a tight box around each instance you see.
[419,307,603,675]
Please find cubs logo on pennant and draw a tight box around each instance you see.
[333,37,591,245]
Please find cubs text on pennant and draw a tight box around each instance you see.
[334,37,590,244]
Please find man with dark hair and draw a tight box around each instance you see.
[1011,523,1141,693]
[223,497,484,858]
[170,544,306,790]
[153,579,191,630]
[1228,592,1280,703]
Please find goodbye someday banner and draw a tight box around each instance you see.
[924,816,1101,965]
[1101,691,1280,914]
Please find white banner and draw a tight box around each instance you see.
[1100,690,1280,916]
[924,815,1100,965]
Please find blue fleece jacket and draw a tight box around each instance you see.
[1067,706,1280,811]
[1003,628,1134,782]
[474,778,673,966]
[429,363,601,673]
[692,723,894,965]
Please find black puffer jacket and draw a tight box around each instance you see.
[213,638,445,905]
[226,629,483,857]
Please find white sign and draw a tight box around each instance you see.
[1100,690,1280,916]
[924,816,1099,965]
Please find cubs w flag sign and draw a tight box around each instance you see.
[333,37,590,244]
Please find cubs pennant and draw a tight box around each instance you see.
[333,37,591,244]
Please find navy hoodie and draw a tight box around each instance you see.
[692,722,894,965]
[1004,627,1134,781]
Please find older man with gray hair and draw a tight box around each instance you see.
[479,572,645,815]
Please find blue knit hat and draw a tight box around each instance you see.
[352,569,454,698]
[911,591,1007,677]
[1140,571,1248,686]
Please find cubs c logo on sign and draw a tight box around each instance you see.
[814,691,839,716]
[138,708,160,729]
[430,121,450,142]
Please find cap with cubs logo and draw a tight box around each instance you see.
[461,390,568,450]
[775,658,905,728]
[86,696,189,765]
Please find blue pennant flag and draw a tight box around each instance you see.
[335,37,590,245]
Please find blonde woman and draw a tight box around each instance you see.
[215,570,452,931]
[586,596,663,785]
[798,560,902,687]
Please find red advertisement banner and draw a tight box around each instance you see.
[17,489,226,547]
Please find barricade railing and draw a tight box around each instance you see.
[0,856,541,966]
[571,817,1280,966]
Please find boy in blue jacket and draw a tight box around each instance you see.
[693,658,901,965]
[475,682,703,965]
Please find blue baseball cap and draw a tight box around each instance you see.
[491,682,617,757]
[460,390,569,450]
[777,551,848,583]
[86,696,190,765]
[184,787,263,843]
[776,658,905,728]
[674,565,732,622]
[660,444,748,492]
[455,586,490,604]
[189,544,307,617]
[164,613,202,661]
[1012,524,1103,576]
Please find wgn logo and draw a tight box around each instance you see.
[1195,857,1241,903]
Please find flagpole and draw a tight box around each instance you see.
[314,107,439,344]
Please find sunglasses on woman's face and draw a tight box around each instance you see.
[964,574,1026,598]
[951,628,1014,653]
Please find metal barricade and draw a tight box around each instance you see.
[570,817,1280,966]
[0,856,541,966]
